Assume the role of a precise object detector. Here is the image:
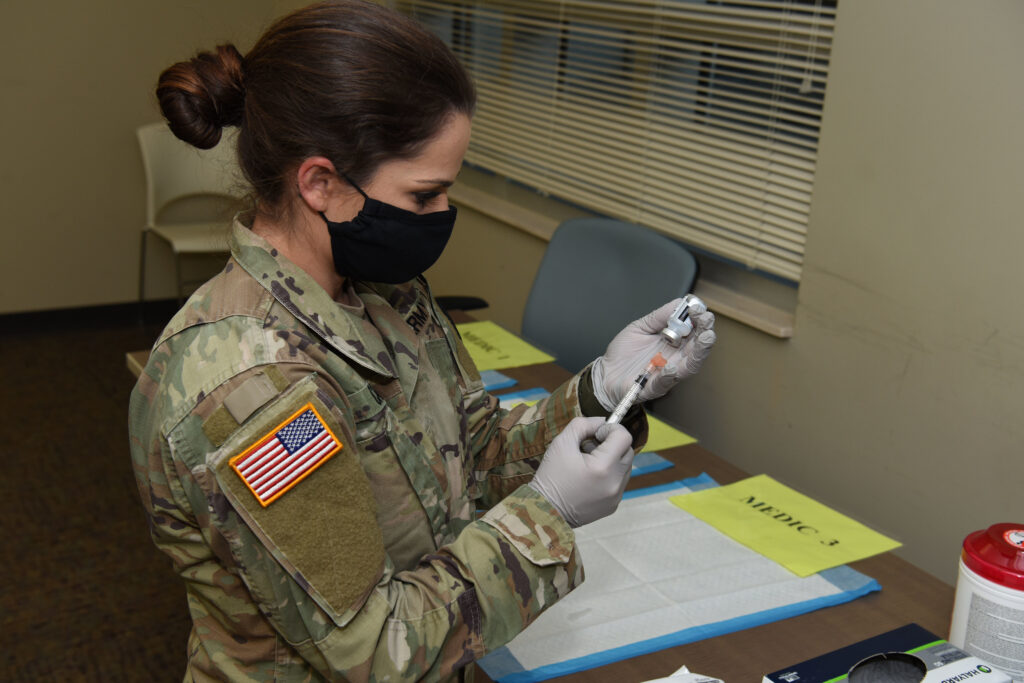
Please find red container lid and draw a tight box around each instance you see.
[962,523,1024,590]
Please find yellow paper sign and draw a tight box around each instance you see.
[643,414,696,452]
[670,474,901,577]
[456,321,555,371]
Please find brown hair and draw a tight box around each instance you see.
[156,0,476,209]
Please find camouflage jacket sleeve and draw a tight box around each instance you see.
[459,360,649,510]
[133,363,583,682]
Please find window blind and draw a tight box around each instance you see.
[397,0,836,282]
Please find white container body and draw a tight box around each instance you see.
[950,558,1024,682]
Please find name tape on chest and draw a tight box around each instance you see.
[230,403,342,506]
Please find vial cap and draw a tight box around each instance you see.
[661,320,692,345]
[961,522,1024,589]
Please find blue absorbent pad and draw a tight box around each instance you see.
[497,387,551,409]
[480,369,518,391]
[630,451,674,477]
[478,474,881,683]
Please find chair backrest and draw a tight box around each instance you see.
[521,217,699,373]
[137,122,244,226]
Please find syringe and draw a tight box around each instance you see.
[581,294,705,452]
[580,352,667,453]
[606,352,667,425]
[605,294,703,424]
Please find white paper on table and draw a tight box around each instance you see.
[478,475,880,683]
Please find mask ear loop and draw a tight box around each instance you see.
[339,171,369,199]
[319,171,369,226]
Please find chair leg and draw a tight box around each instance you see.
[138,229,149,325]
[139,229,149,303]
[175,253,184,308]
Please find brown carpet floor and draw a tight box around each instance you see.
[1,304,190,681]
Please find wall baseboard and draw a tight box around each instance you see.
[1,299,181,332]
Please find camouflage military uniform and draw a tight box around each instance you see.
[129,218,644,682]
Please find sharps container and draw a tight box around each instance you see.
[949,523,1024,682]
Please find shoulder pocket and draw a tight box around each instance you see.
[210,375,385,627]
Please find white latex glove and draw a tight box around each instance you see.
[592,298,716,412]
[528,417,635,528]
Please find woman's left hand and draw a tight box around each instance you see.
[591,298,716,411]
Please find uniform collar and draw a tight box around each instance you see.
[229,218,396,379]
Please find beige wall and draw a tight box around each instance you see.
[426,209,547,330]
[0,0,306,313]
[436,0,1024,586]
[679,0,1024,585]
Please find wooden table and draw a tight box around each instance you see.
[126,349,148,379]
[126,343,955,681]
[476,360,955,682]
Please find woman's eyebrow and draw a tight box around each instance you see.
[414,178,454,187]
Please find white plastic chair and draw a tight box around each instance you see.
[137,122,245,305]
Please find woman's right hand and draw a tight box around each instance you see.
[528,417,635,528]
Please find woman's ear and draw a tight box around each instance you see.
[295,157,340,213]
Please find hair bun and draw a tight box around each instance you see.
[156,44,245,149]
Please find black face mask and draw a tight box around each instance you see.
[320,176,456,284]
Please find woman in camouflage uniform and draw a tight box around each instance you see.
[129,1,716,680]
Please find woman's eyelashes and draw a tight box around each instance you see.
[413,190,442,209]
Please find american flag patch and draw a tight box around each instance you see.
[230,403,342,507]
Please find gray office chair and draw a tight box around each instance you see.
[521,217,699,374]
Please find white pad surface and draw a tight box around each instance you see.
[479,476,879,682]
